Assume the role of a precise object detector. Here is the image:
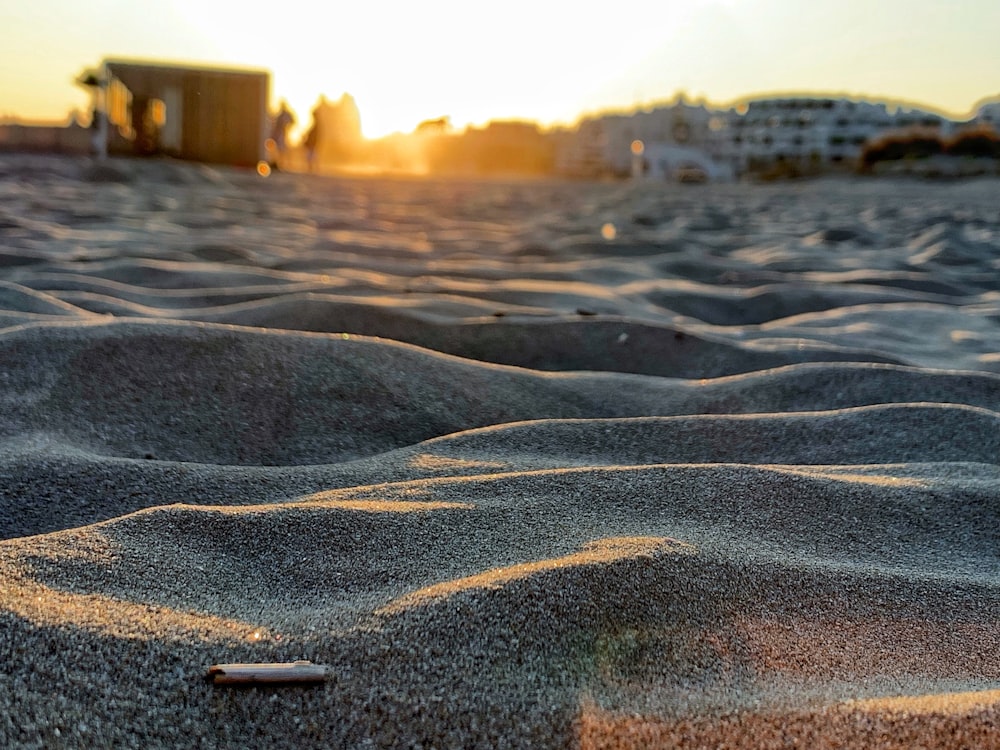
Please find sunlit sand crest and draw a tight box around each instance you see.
[408,452,509,472]
[378,537,696,615]
[0,563,260,643]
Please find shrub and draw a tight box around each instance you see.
[860,128,944,168]
[945,126,1000,158]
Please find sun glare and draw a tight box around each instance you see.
[2,0,997,136]
[164,0,711,138]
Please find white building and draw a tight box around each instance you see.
[556,94,965,180]
[722,97,950,174]
[635,142,732,181]
[973,98,1000,127]
[557,97,724,178]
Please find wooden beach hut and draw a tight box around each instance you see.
[81,59,270,167]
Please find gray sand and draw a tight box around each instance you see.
[1,155,998,748]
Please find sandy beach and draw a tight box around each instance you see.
[0,154,998,748]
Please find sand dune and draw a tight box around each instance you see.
[1,154,998,748]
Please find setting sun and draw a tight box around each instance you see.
[3,0,999,138]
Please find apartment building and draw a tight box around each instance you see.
[721,97,950,173]
[557,97,720,178]
[557,94,957,180]
[974,99,1000,127]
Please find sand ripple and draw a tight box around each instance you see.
[1,155,998,748]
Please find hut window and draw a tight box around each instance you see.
[150,99,167,128]
[106,79,134,139]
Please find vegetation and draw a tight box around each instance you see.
[859,128,943,168]
[860,125,1000,170]
[945,126,1000,158]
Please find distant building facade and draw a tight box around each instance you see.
[721,97,951,174]
[557,97,723,178]
[973,98,1000,127]
[411,120,555,175]
[0,118,91,155]
[555,94,962,180]
[79,59,270,166]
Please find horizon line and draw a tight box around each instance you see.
[4,84,999,137]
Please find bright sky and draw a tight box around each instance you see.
[2,0,999,138]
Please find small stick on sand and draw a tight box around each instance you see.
[207,660,328,686]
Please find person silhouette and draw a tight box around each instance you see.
[303,99,324,173]
[269,101,295,169]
